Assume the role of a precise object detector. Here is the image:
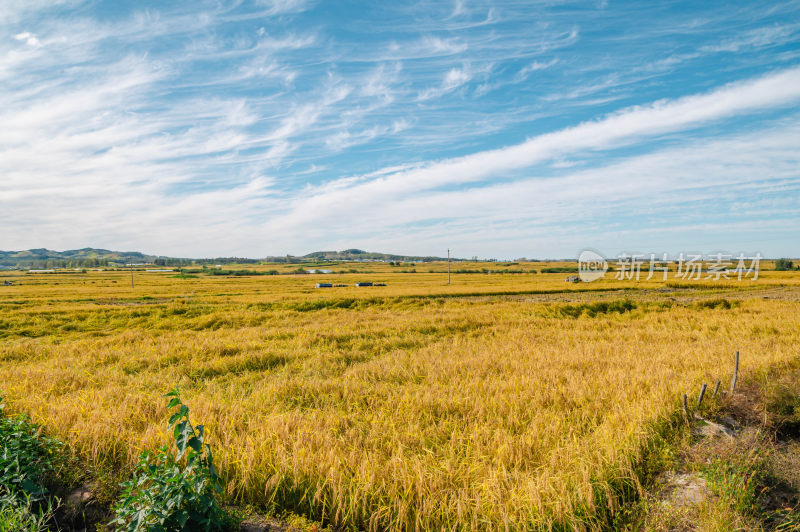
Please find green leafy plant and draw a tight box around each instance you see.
[0,396,61,532]
[0,397,60,507]
[111,389,229,531]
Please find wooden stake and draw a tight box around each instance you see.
[682,394,688,419]
[730,351,739,393]
[697,383,707,408]
[711,380,721,398]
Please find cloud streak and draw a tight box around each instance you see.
[273,66,800,231]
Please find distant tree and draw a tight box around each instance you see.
[775,258,794,271]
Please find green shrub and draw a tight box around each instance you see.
[774,258,794,271]
[0,397,60,508]
[111,389,230,531]
[0,396,61,531]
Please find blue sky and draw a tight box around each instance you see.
[1,0,799,259]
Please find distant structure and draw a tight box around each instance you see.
[565,275,580,283]
[306,269,333,274]
[3,280,14,286]
[316,283,333,288]
[355,282,373,287]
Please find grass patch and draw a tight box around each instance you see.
[691,298,739,310]
[550,299,636,318]
[540,266,579,273]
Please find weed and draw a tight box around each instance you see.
[0,497,57,532]
[110,389,230,531]
[0,396,62,530]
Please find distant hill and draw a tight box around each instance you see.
[299,249,449,262]
[0,248,452,268]
[0,248,168,268]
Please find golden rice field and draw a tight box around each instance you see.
[1,264,799,530]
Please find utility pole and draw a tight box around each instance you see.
[447,248,451,285]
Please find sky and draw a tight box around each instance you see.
[1,1,799,259]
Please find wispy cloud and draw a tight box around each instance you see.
[700,23,799,53]
[296,66,800,211]
[516,58,558,80]
[417,63,492,100]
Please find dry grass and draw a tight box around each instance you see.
[0,267,798,530]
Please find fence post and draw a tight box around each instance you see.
[711,380,721,398]
[730,351,739,393]
[682,394,689,419]
[697,383,708,408]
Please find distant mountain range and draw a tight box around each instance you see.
[0,248,451,268]
[0,248,161,267]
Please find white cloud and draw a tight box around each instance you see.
[417,63,491,100]
[325,119,411,151]
[701,24,799,53]
[451,0,465,18]
[516,58,558,80]
[0,0,83,24]
[252,0,313,16]
[13,31,40,46]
